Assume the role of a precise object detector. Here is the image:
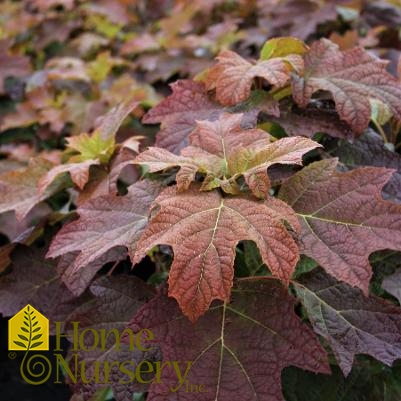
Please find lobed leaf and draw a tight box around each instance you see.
[0,157,63,220]
[294,269,401,376]
[204,50,302,106]
[127,280,330,401]
[136,113,320,198]
[38,159,100,193]
[279,159,401,293]
[143,80,223,153]
[65,275,159,401]
[335,129,401,203]
[47,180,162,273]
[65,131,115,164]
[132,185,300,321]
[0,244,89,333]
[292,39,401,133]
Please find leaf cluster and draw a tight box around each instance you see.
[1,1,401,401]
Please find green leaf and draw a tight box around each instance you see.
[30,342,43,349]
[243,240,265,276]
[292,256,319,279]
[18,334,28,342]
[370,98,392,125]
[32,321,38,326]
[260,37,307,60]
[65,131,115,164]
[32,327,40,333]
[21,327,29,333]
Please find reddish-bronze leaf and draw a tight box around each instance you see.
[65,275,159,401]
[0,40,32,93]
[270,104,354,140]
[38,159,100,192]
[192,113,320,197]
[57,246,127,296]
[279,159,401,293]
[47,180,162,273]
[227,135,321,198]
[294,269,401,375]
[132,185,300,321]
[142,80,223,153]
[189,112,271,154]
[137,113,319,198]
[292,39,401,133]
[0,244,89,333]
[268,0,338,40]
[27,0,75,11]
[93,97,140,141]
[205,50,300,106]
[127,280,329,401]
[335,130,401,203]
[133,147,219,191]
[0,157,63,220]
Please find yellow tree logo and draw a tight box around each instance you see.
[9,304,49,351]
[8,304,51,385]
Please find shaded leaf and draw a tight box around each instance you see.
[0,244,90,333]
[279,159,401,293]
[30,341,43,349]
[127,280,329,401]
[382,269,401,304]
[65,275,160,401]
[47,180,162,273]
[335,130,401,203]
[269,104,354,140]
[57,246,127,297]
[294,269,401,375]
[283,358,401,401]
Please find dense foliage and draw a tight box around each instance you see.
[1,1,401,400]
